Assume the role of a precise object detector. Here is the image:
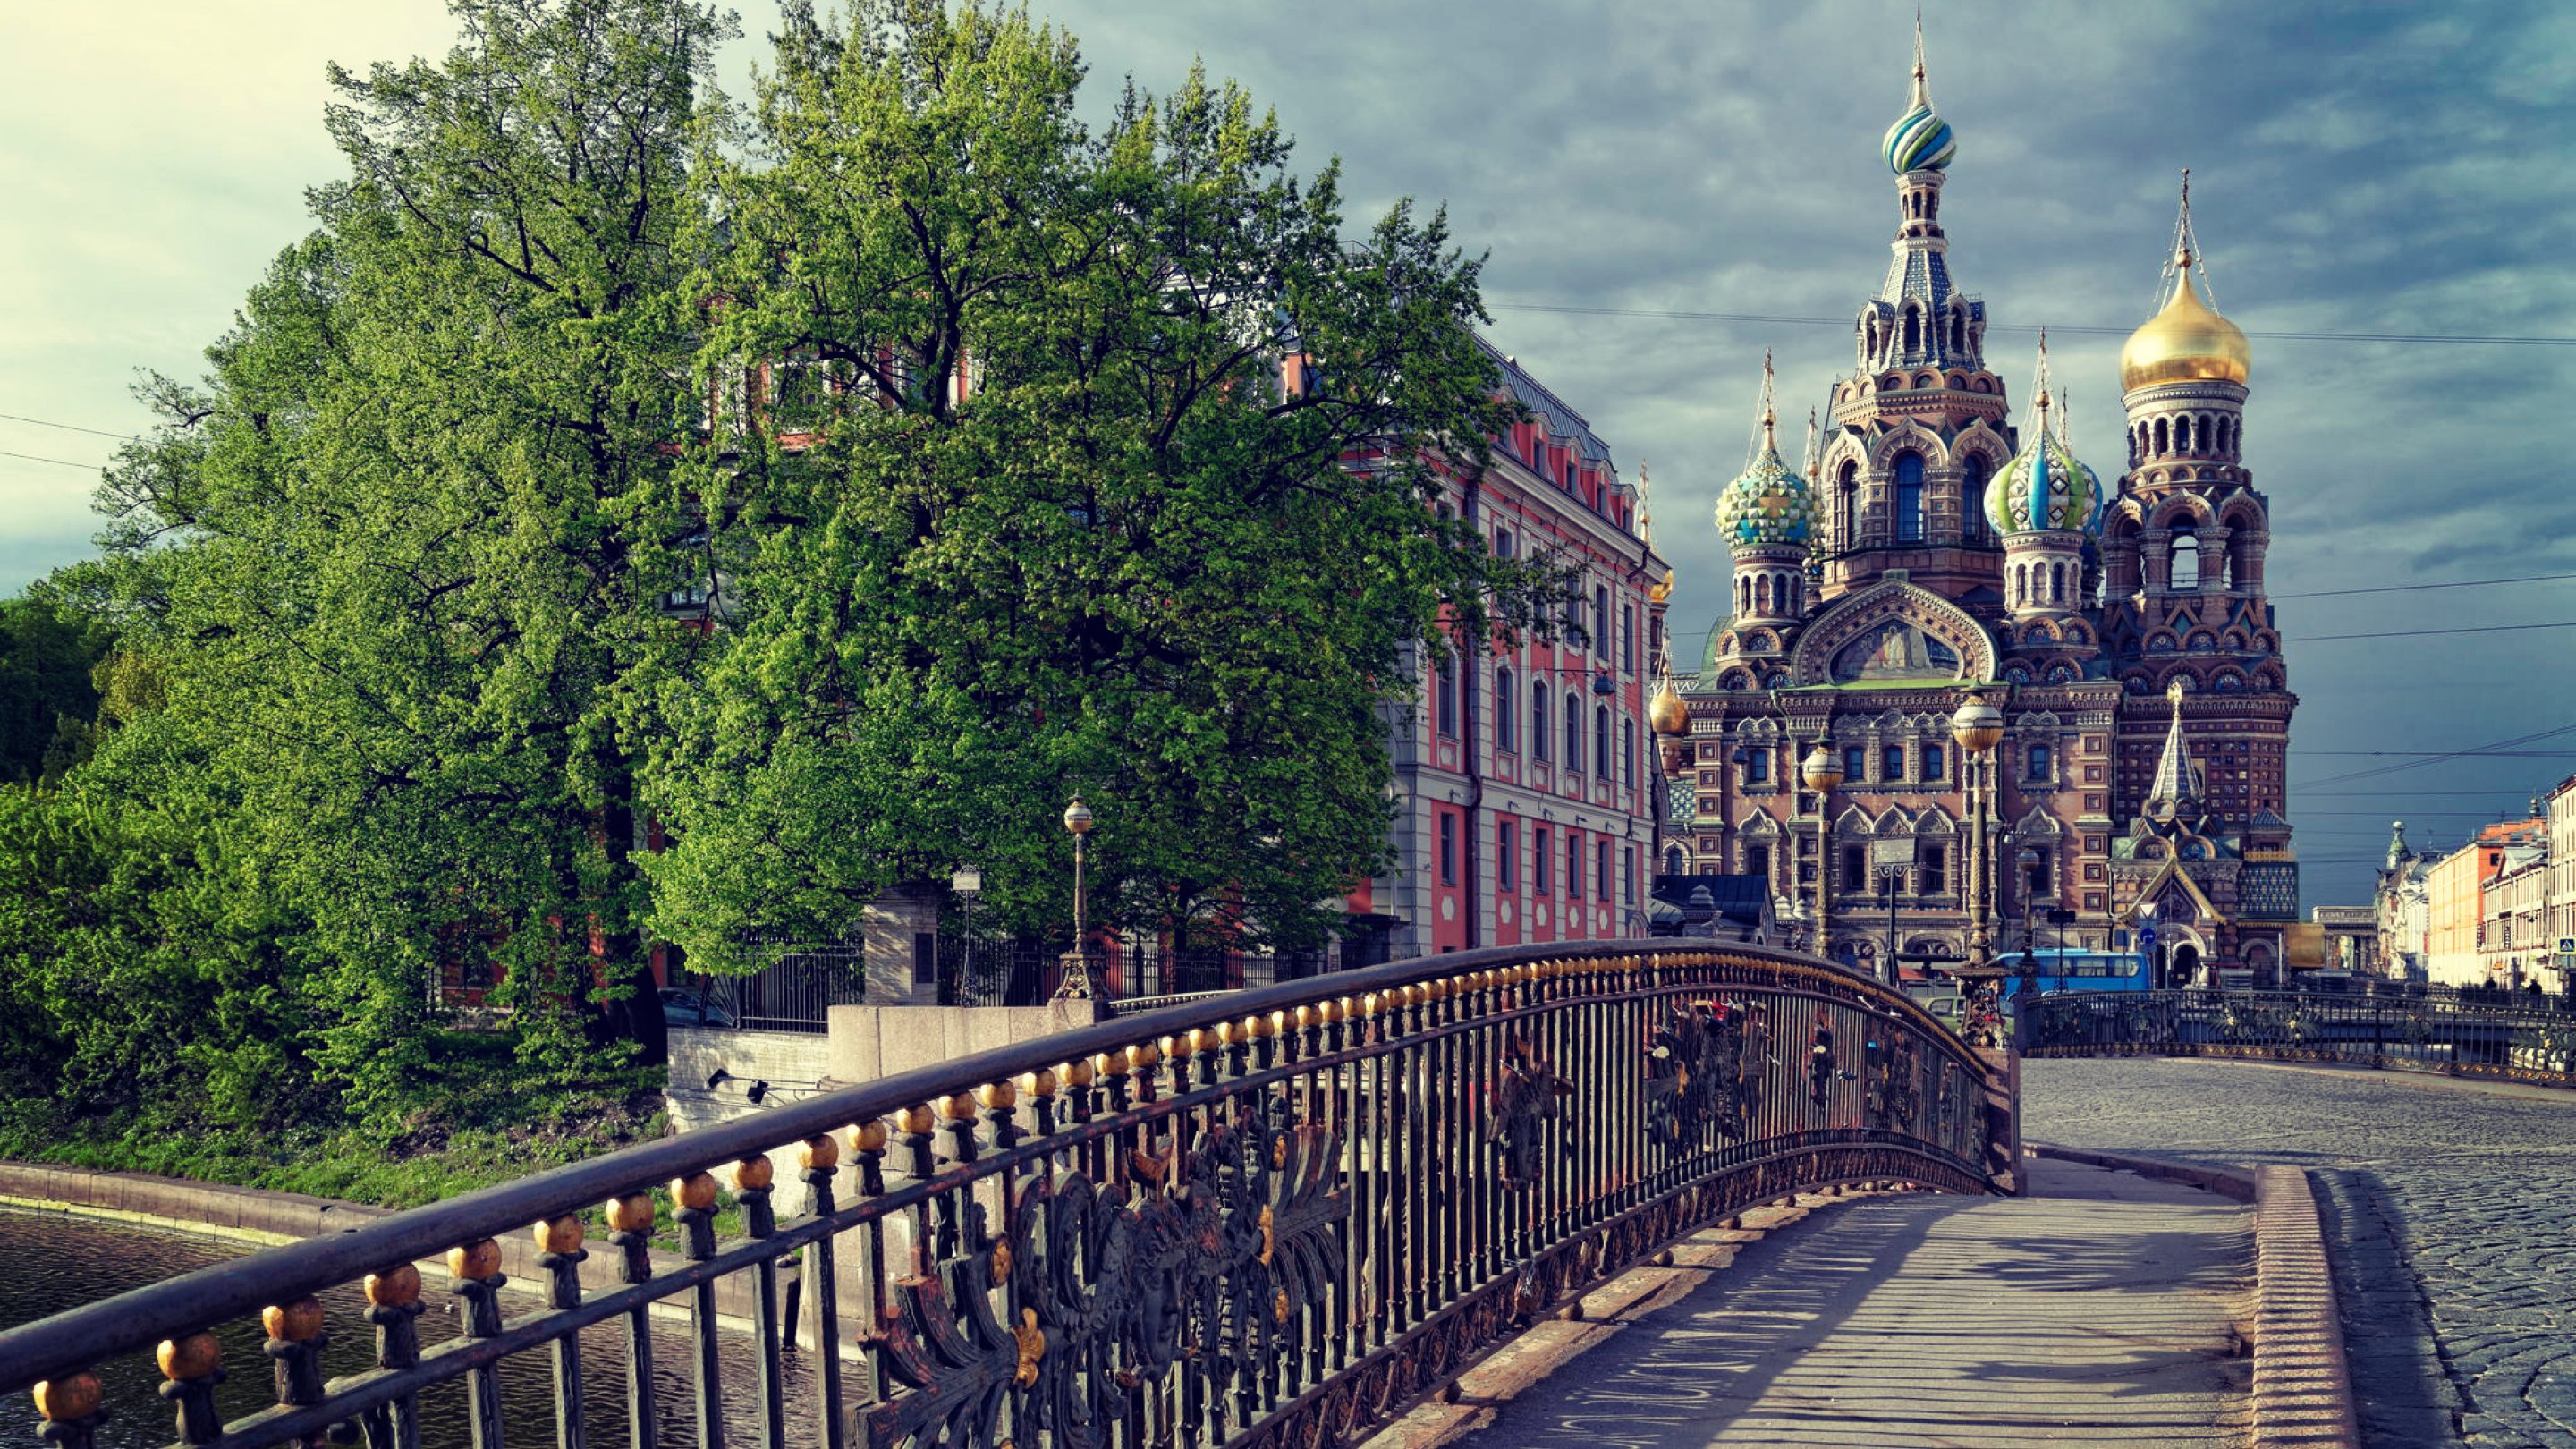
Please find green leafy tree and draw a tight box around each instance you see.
[0,596,114,784]
[639,0,1563,965]
[57,0,736,1106]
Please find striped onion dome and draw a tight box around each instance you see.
[1985,402,2102,536]
[1882,24,1955,173]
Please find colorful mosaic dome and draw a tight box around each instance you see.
[1883,101,1955,174]
[1986,416,2102,536]
[1715,442,1817,551]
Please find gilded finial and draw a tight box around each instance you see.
[2030,327,2052,415]
[1911,4,1929,106]
[1801,407,1820,483]
[1636,459,1654,546]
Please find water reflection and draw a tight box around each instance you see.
[0,1208,828,1449]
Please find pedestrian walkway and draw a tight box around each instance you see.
[1462,1159,2253,1448]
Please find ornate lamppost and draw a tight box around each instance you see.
[1053,797,1100,1000]
[951,866,982,1004]
[1950,693,2005,1041]
[1801,741,1845,967]
[2016,844,2043,1002]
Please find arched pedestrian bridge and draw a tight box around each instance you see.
[0,944,2014,1449]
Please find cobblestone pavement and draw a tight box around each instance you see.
[2026,1058,2576,1449]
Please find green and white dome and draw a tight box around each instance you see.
[1716,440,1816,550]
[1985,411,2102,536]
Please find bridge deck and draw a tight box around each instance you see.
[1458,1159,2251,1448]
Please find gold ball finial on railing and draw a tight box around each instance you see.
[30,1373,102,1425]
[606,1192,658,1233]
[801,1132,841,1171]
[898,1105,939,1135]
[533,1215,586,1255]
[1021,1067,1059,1098]
[157,1331,223,1381]
[943,1093,980,1122]
[262,1296,326,1343]
[1063,1058,1095,1088]
[447,1239,504,1280]
[849,1120,891,1154]
[979,1080,1019,1111]
[732,1156,775,1193]
[671,1173,720,1213]
[362,1263,422,1308]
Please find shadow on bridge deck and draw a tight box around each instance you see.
[1451,1159,2251,1449]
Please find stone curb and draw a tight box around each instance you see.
[2025,1140,2258,1201]
[2024,1144,2360,1449]
[2248,1165,2362,1449]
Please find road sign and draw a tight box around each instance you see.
[2139,927,2159,948]
[1870,840,1914,869]
[2046,908,2078,925]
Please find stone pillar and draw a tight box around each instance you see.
[864,883,945,1005]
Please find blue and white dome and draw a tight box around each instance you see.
[1883,100,1955,174]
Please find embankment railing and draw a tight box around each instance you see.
[1,940,2014,1449]
[2024,987,2576,1088]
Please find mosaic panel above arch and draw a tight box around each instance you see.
[1785,581,1997,686]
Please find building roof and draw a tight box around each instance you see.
[1651,873,1773,926]
[1479,335,1614,465]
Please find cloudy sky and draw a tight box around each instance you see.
[5,1,2572,907]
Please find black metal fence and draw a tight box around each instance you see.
[2023,988,2576,1088]
[2,942,2014,1449]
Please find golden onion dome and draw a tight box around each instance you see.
[1648,679,1690,736]
[2120,257,2250,393]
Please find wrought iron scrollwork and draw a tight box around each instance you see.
[1646,998,1769,1149]
[1489,1038,1573,1188]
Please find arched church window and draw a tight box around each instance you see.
[2171,534,2200,590]
[1835,460,1859,547]
[1962,453,1988,543]
[1950,310,1966,353]
[1756,574,1773,614]
[1902,307,1919,356]
[2154,418,2169,455]
[2175,416,2192,453]
[1894,452,1925,542]
[2052,562,2067,603]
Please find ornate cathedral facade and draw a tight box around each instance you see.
[1648,28,2303,987]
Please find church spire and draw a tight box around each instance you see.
[2148,679,2202,810]
[1910,4,1931,111]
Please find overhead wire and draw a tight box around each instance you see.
[1487,300,2576,348]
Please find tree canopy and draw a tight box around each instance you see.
[6,0,1559,1135]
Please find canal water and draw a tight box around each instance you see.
[0,1208,828,1449]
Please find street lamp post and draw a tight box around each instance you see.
[951,866,982,1004]
[1882,863,1902,991]
[2016,844,2042,1004]
[1950,693,2005,1043]
[1801,742,1845,968]
[1054,798,1099,1000]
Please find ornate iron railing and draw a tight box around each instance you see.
[2024,988,2576,1089]
[1,942,2012,1449]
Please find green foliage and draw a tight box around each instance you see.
[0,596,114,784]
[639,0,1562,965]
[1,0,1563,1167]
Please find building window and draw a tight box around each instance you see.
[2027,852,2051,895]
[1435,651,1458,738]
[1438,811,1456,886]
[1843,745,1866,782]
[1747,844,1771,881]
[2171,533,2201,589]
[1564,692,1583,773]
[1564,584,1586,649]
[1623,846,1637,906]
[1498,819,1517,891]
[1923,743,1945,781]
[1532,682,1551,762]
[1622,605,1638,674]
[1843,844,1866,887]
[1595,587,1613,658]
[1596,705,1613,780]
[1923,846,1947,895]
[1566,832,1584,899]
[1496,668,1516,753]
[1535,827,1553,894]
[2029,743,2052,779]
[1495,527,1515,559]
[1623,719,1637,786]
[1882,744,1906,781]
[1961,454,1988,543]
[1894,452,1925,543]
[1835,460,1859,547]
[1597,840,1613,902]
[1745,749,1771,784]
